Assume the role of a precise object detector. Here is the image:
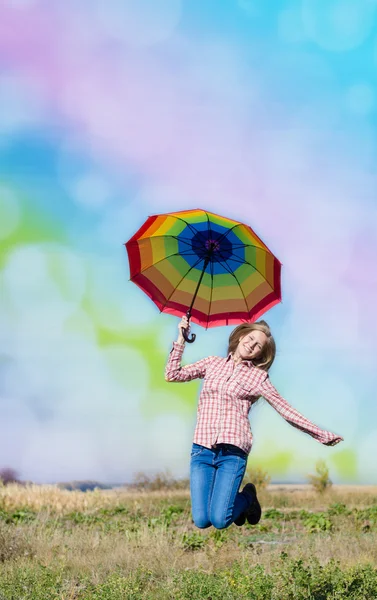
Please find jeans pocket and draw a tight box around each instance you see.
[191,444,204,458]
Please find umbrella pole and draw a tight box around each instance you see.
[182,255,210,343]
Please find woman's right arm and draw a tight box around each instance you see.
[258,374,344,446]
[165,316,211,382]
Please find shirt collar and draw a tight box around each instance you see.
[226,353,254,368]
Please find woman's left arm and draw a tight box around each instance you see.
[258,374,344,446]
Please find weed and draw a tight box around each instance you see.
[181,531,206,551]
[308,460,332,494]
[209,528,229,548]
[304,512,333,533]
[328,502,350,516]
[0,522,34,563]
[263,508,284,520]
[131,470,189,491]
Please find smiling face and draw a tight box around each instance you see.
[228,321,276,371]
[234,329,268,362]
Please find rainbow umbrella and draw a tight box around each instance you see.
[125,208,281,343]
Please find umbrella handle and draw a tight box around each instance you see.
[181,310,196,343]
[181,327,196,344]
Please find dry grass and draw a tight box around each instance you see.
[0,483,189,514]
[1,482,376,513]
[0,483,376,580]
[262,484,377,510]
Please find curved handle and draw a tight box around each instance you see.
[181,326,196,344]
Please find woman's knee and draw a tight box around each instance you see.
[192,515,212,529]
[210,514,232,530]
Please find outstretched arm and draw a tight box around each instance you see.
[258,374,343,446]
[165,315,211,382]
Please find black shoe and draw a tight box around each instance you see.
[234,511,246,526]
[234,482,261,526]
[244,483,262,525]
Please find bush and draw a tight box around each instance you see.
[131,469,189,491]
[328,502,350,516]
[307,459,332,494]
[57,481,112,492]
[263,508,284,520]
[0,468,21,486]
[243,465,271,489]
[304,512,333,533]
[181,531,206,551]
[147,504,184,529]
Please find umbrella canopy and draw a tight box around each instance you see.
[125,208,281,333]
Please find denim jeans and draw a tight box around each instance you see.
[190,442,250,529]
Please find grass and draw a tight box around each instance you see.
[0,484,376,598]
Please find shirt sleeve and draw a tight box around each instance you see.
[165,342,211,382]
[258,374,343,445]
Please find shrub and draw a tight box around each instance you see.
[243,465,271,489]
[57,480,112,492]
[181,531,206,551]
[147,504,184,529]
[0,468,21,486]
[209,528,229,549]
[3,509,37,525]
[307,459,332,494]
[304,512,333,533]
[131,469,189,491]
[328,502,350,516]
[263,508,284,520]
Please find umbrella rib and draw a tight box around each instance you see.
[205,210,212,238]
[171,216,202,239]
[215,222,241,244]
[127,234,193,249]
[206,257,214,330]
[205,211,214,330]
[132,251,199,277]
[129,237,274,255]
[205,219,276,259]
[227,242,276,255]
[213,249,250,316]
[220,254,276,292]
[216,223,277,261]
[159,256,205,313]
[208,242,267,290]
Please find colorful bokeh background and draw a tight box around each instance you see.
[1,0,376,484]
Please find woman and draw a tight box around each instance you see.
[165,316,343,530]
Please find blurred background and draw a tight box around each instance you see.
[0,0,376,485]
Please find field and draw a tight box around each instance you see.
[0,483,377,599]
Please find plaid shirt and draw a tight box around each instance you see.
[165,342,342,455]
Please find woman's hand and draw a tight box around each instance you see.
[177,315,190,344]
[324,435,344,447]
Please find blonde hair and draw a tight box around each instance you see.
[227,320,276,372]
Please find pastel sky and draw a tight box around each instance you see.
[0,0,376,484]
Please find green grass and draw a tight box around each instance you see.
[0,485,377,599]
[0,558,376,599]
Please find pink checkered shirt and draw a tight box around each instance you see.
[165,342,342,455]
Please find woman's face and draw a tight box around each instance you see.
[236,330,268,361]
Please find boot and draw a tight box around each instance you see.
[234,483,261,526]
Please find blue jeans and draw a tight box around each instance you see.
[190,443,250,529]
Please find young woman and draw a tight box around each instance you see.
[165,316,343,530]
